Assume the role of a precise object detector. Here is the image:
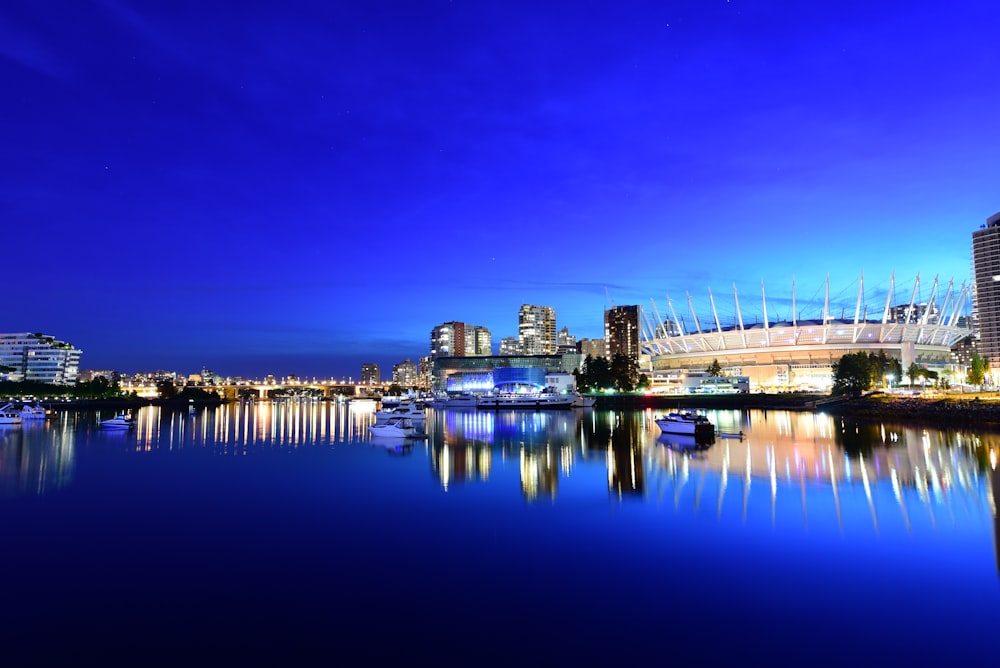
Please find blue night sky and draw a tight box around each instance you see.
[3,1,998,379]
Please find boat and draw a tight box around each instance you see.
[571,393,597,408]
[476,389,574,409]
[443,393,478,408]
[19,402,49,420]
[100,414,134,429]
[374,401,427,423]
[655,411,715,436]
[368,416,427,439]
[0,404,22,425]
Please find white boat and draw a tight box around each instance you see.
[443,393,478,408]
[368,416,426,439]
[0,404,22,425]
[655,412,715,436]
[100,414,134,429]
[374,402,426,423]
[20,402,49,420]
[476,389,574,409]
[571,393,596,408]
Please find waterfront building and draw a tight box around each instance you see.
[432,353,584,392]
[972,212,1000,368]
[642,273,971,392]
[392,359,418,386]
[418,356,434,389]
[361,363,380,385]
[605,305,640,360]
[577,338,606,358]
[431,322,492,358]
[498,336,520,356]
[518,305,556,355]
[0,332,82,385]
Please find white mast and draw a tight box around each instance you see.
[686,291,703,334]
[733,283,747,349]
[761,280,770,346]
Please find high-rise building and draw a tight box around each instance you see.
[556,326,576,354]
[972,212,1000,367]
[605,305,640,360]
[392,359,418,385]
[0,332,82,385]
[518,304,556,355]
[361,363,380,385]
[431,322,492,358]
[577,338,606,359]
[498,336,520,356]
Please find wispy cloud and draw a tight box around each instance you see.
[0,17,68,78]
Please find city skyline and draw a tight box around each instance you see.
[4,1,997,378]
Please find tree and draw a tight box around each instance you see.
[609,353,639,392]
[968,352,988,387]
[706,359,722,377]
[906,362,922,387]
[157,379,178,399]
[582,355,612,392]
[832,352,876,396]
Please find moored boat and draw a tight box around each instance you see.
[20,402,49,420]
[100,414,134,429]
[369,416,427,439]
[374,402,426,423]
[655,411,715,436]
[0,404,22,425]
[476,389,574,409]
[571,393,597,408]
[443,393,478,408]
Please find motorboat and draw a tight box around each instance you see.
[571,393,597,408]
[0,404,22,425]
[374,402,426,423]
[20,402,50,420]
[655,411,715,436]
[368,416,427,439]
[476,389,574,409]
[100,414,134,429]
[443,393,478,408]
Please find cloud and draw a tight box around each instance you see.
[0,17,68,78]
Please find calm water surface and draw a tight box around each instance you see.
[1,401,998,663]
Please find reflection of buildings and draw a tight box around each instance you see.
[643,410,994,534]
[0,419,76,497]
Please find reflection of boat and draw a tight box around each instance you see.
[100,414,134,429]
[571,394,596,408]
[657,432,715,453]
[655,412,715,436]
[0,404,22,425]
[477,389,574,409]
[20,402,49,420]
[374,402,426,423]
[372,438,415,456]
[369,416,427,438]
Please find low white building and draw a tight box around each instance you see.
[0,332,83,385]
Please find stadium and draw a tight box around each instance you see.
[639,273,972,393]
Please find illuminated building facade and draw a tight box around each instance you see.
[431,321,492,358]
[392,359,418,385]
[498,336,520,356]
[577,338,606,358]
[361,363,380,385]
[642,273,971,392]
[972,212,1000,368]
[432,353,585,392]
[605,305,640,360]
[0,332,82,384]
[518,304,556,355]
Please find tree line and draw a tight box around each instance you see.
[573,354,649,393]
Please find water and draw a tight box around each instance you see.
[1,401,998,663]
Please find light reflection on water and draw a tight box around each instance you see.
[2,402,998,534]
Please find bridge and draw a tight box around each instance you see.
[119,379,397,400]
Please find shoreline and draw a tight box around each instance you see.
[20,393,1000,431]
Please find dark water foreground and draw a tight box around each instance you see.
[0,402,997,664]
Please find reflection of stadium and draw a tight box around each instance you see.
[641,274,971,392]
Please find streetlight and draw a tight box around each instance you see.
[885,374,894,390]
